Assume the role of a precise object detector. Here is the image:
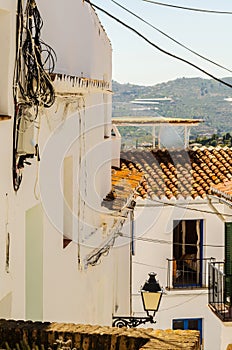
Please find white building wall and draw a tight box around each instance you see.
[36,0,112,81]
[0,0,15,115]
[132,197,228,349]
[111,125,122,168]
[133,198,225,293]
[0,120,14,318]
[38,100,130,324]
[43,212,130,324]
[0,0,130,326]
[220,321,232,350]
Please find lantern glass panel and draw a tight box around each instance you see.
[141,291,162,311]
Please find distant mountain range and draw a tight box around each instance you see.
[112,77,232,138]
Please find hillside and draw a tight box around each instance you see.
[112,77,232,142]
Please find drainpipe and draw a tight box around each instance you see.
[127,207,136,316]
[129,209,134,316]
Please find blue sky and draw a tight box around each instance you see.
[93,0,232,85]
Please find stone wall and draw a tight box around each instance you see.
[0,319,200,350]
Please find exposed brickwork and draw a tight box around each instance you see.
[0,320,200,350]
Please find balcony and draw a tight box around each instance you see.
[208,261,232,321]
[167,258,215,290]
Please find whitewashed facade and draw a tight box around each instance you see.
[116,119,232,349]
[0,0,131,325]
[132,197,232,349]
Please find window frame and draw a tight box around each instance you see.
[172,317,203,344]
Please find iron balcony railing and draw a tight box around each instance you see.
[167,258,215,290]
[208,261,232,322]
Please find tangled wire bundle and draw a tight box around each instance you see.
[14,0,56,108]
[13,0,56,191]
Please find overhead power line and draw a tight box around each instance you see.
[122,233,224,248]
[84,0,232,89]
[159,292,206,312]
[142,0,232,15]
[110,0,232,74]
[150,198,232,217]
[134,261,167,269]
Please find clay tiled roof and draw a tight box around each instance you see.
[211,180,232,202]
[120,146,232,200]
[103,167,144,210]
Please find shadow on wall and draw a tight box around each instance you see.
[0,292,12,318]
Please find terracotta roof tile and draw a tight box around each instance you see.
[121,146,232,200]
[103,167,144,210]
[211,180,232,202]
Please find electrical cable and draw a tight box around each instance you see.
[159,291,207,312]
[86,220,126,267]
[86,234,117,266]
[19,0,56,108]
[12,0,56,191]
[84,0,232,89]
[110,0,232,74]
[142,0,232,15]
[33,115,42,200]
[148,198,232,217]
[121,233,224,248]
[135,201,232,217]
[77,108,82,267]
[12,0,24,191]
[133,261,167,269]
[13,0,56,115]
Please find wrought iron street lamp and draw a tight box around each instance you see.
[112,272,163,328]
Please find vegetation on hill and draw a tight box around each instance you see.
[194,132,232,147]
[112,77,232,147]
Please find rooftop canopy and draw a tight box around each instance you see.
[112,116,203,126]
[112,117,204,149]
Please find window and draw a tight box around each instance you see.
[173,219,203,287]
[173,318,203,344]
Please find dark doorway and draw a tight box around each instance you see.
[173,219,203,287]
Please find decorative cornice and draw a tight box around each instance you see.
[50,73,112,96]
